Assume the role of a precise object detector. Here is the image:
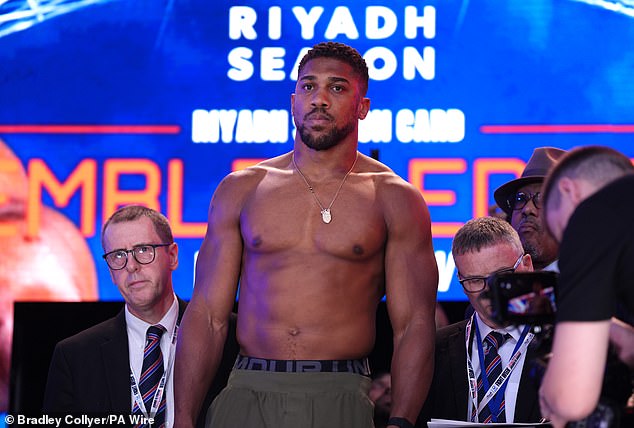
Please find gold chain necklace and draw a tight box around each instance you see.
[292,152,358,224]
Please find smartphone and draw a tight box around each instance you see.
[488,271,558,325]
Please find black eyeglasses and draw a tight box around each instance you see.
[506,191,542,211]
[458,254,524,293]
[102,243,172,270]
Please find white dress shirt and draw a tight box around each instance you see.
[126,295,178,428]
[467,312,530,422]
[542,260,559,273]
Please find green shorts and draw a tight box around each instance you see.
[206,368,374,428]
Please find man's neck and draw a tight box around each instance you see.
[128,294,175,325]
[475,311,504,331]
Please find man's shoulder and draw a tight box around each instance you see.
[376,174,420,202]
[566,174,634,246]
[233,153,291,175]
[217,154,292,192]
[358,155,403,181]
[436,319,468,344]
[579,173,634,212]
[363,158,428,222]
[594,174,634,214]
[55,311,125,351]
[356,156,420,199]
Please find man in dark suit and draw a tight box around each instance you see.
[43,205,237,427]
[419,217,543,425]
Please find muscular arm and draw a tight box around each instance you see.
[383,180,438,425]
[174,175,244,427]
[539,320,611,427]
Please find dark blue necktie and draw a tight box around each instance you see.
[474,331,508,423]
[134,325,166,428]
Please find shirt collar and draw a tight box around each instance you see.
[474,312,525,344]
[542,260,559,273]
[125,294,178,342]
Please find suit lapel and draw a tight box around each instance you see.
[449,321,470,417]
[176,297,188,323]
[101,309,132,412]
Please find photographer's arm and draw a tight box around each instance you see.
[539,320,611,427]
[609,317,634,369]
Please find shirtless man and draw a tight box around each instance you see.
[174,42,438,428]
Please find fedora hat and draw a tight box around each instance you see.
[494,147,567,215]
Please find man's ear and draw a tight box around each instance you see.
[558,176,585,205]
[358,97,370,120]
[557,177,576,202]
[168,242,179,271]
[522,253,534,271]
[290,93,295,118]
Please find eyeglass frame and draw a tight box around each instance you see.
[102,243,172,270]
[506,191,542,212]
[458,253,524,294]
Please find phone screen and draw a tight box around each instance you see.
[489,271,558,325]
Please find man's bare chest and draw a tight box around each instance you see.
[240,181,386,259]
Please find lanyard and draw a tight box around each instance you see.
[465,316,533,423]
[130,323,179,420]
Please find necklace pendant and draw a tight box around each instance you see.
[321,209,332,224]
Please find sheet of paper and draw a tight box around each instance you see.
[427,418,550,427]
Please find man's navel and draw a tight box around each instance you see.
[288,327,300,336]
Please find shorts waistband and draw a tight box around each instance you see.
[233,354,371,377]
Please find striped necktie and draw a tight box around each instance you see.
[474,331,508,423]
[134,325,166,428]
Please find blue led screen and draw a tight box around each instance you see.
[1,0,633,302]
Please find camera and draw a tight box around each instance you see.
[488,271,558,326]
[487,271,632,428]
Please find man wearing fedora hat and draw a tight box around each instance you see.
[494,147,566,271]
